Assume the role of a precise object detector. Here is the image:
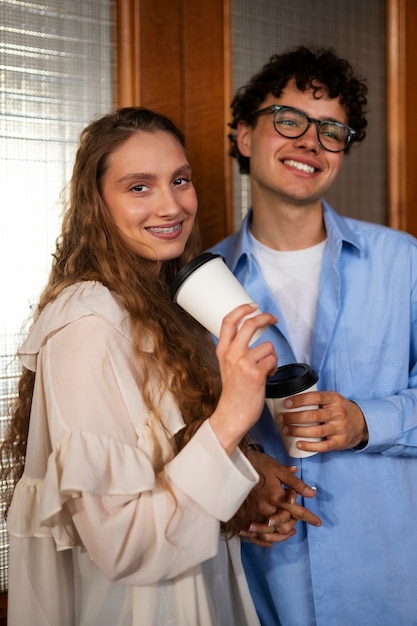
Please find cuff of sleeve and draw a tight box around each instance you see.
[165,420,259,522]
[353,398,399,452]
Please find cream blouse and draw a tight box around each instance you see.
[7,281,260,626]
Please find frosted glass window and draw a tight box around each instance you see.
[0,0,113,592]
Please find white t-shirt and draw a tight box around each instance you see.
[249,232,326,363]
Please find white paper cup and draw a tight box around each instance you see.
[265,363,322,458]
[171,253,266,344]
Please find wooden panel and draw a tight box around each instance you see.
[387,0,417,236]
[182,0,233,247]
[114,0,141,106]
[136,0,183,127]
[114,0,182,121]
[404,0,417,235]
[113,0,233,248]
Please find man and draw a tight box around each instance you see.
[210,46,417,625]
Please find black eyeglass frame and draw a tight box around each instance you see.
[253,104,357,153]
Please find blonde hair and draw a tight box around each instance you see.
[1,108,224,516]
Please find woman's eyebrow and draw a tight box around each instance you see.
[116,172,156,184]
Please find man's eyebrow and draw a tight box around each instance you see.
[323,117,348,124]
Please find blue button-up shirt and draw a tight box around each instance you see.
[210,201,417,626]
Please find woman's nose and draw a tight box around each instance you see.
[155,188,181,216]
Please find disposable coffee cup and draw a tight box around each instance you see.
[265,363,322,458]
[171,252,266,344]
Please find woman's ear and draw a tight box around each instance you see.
[236,121,252,157]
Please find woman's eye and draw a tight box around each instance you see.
[173,177,191,187]
[130,183,149,193]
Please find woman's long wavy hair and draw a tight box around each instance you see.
[1,108,237,526]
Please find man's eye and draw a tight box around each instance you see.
[321,124,344,141]
[277,118,299,128]
[323,131,338,140]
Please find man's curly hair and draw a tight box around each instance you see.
[230,45,368,173]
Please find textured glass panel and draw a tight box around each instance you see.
[0,0,113,592]
[231,0,386,228]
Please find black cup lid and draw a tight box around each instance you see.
[170,252,224,301]
[265,363,318,397]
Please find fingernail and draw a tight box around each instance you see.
[277,414,283,424]
[284,398,294,409]
[248,524,258,532]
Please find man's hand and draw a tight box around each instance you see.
[277,391,368,453]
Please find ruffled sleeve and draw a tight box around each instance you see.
[8,429,157,548]
[8,422,257,585]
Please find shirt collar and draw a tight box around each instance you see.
[229,200,364,273]
[322,199,363,259]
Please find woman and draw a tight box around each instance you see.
[1,107,279,625]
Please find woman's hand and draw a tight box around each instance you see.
[238,452,322,547]
[209,303,278,455]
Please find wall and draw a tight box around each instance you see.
[115,0,417,241]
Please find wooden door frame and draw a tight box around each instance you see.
[113,0,141,106]
[387,0,406,231]
[387,0,417,235]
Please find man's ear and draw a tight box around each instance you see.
[237,121,252,157]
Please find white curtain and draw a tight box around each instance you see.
[0,0,113,592]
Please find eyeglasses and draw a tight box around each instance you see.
[253,105,357,153]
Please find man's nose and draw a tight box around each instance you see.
[293,123,320,151]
